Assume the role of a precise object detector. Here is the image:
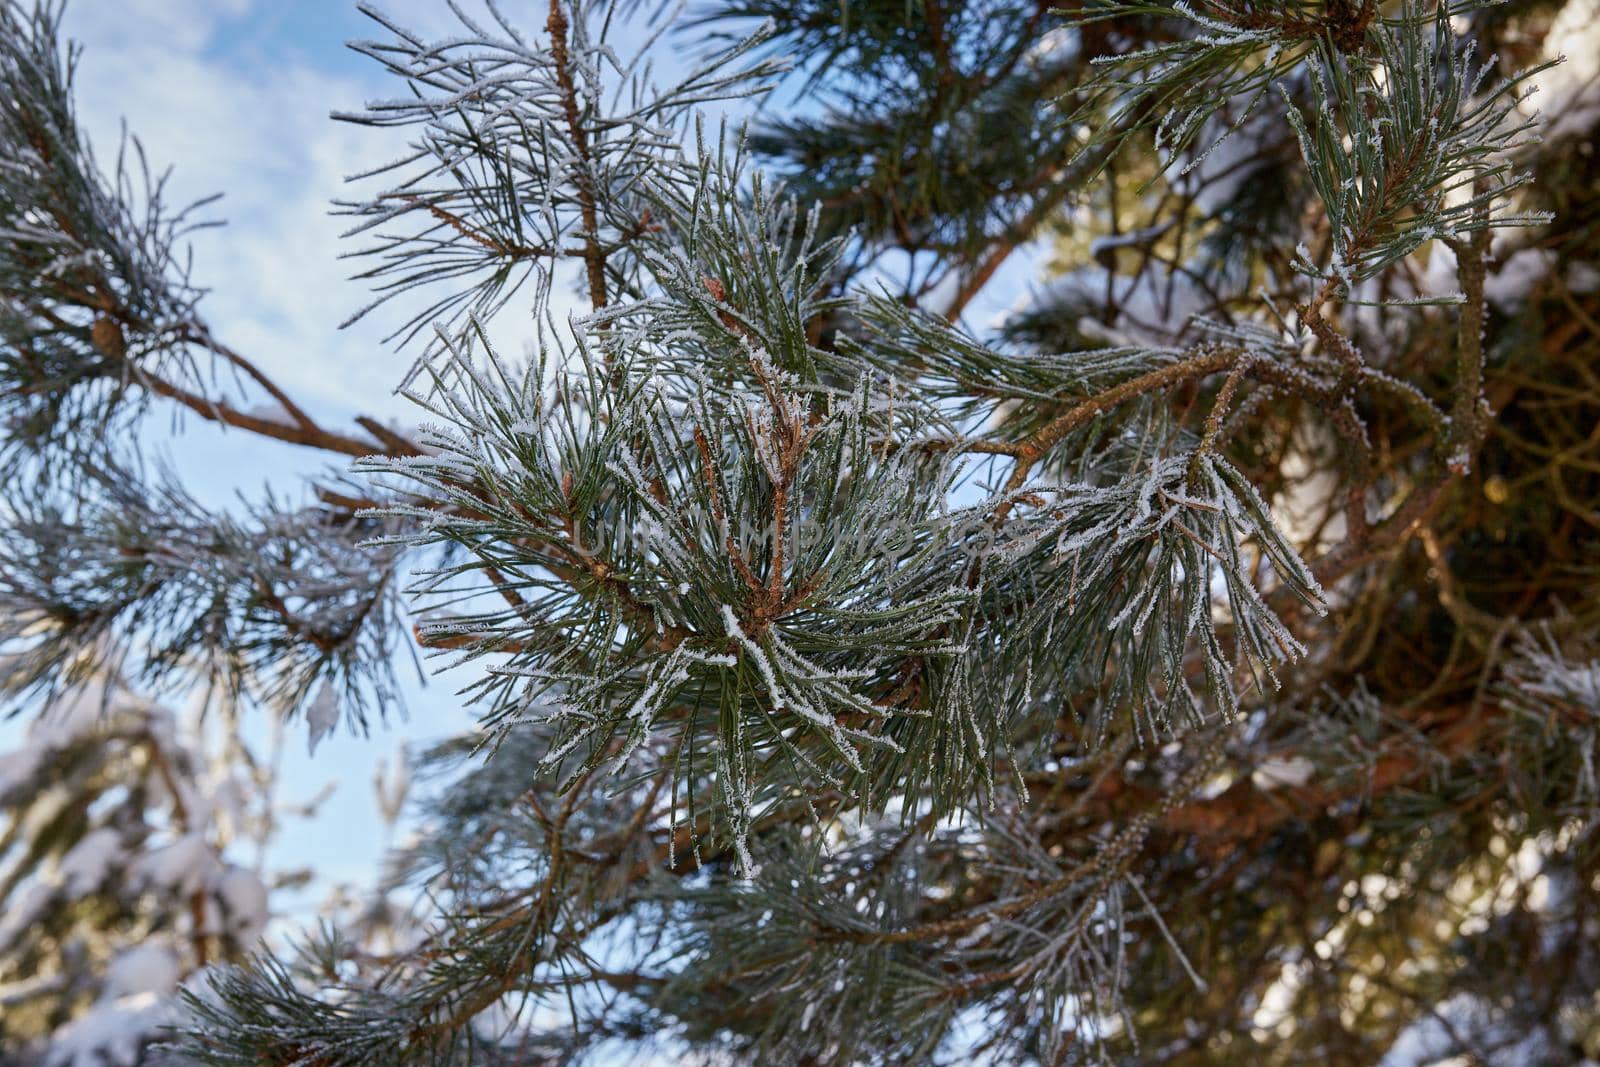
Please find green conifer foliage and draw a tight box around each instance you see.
[3,0,1600,1062]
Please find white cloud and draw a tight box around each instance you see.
[70,0,253,53]
[61,0,569,424]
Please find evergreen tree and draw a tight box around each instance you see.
[0,676,273,1066]
[3,0,1599,1062]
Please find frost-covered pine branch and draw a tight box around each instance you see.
[4,0,1597,1062]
